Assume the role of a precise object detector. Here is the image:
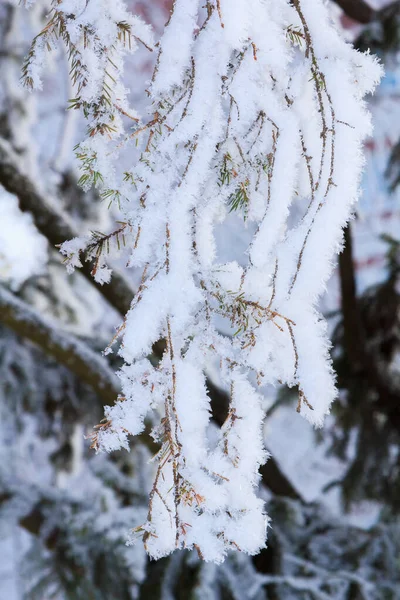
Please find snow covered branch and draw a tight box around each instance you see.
[0,138,135,315]
[22,0,382,562]
[0,283,119,406]
[0,472,145,597]
[0,134,297,499]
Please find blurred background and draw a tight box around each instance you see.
[1,1,400,598]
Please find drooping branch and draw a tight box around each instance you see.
[68,0,381,560]
[0,137,300,499]
[16,0,382,561]
[0,283,298,505]
[208,378,301,500]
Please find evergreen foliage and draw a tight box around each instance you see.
[0,0,399,598]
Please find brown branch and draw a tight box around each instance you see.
[0,284,119,406]
[0,284,160,457]
[0,138,134,315]
[332,0,375,23]
[332,0,400,25]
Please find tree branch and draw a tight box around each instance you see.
[0,140,301,500]
[0,284,119,406]
[208,378,301,499]
[332,0,375,23]
[332,0,400,25]
[338,225,366,370]
[0,476,137,596]
[338,225,400,417]
[0,138,134,315]
[0,281,300,499]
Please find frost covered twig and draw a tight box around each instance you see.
[22,0,382,562]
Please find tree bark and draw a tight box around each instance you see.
[338,224,366,371]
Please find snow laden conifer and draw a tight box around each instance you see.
[22,0,382,562]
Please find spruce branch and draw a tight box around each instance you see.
[19,0,382,561]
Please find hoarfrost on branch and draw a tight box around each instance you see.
[22,0,382,562]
